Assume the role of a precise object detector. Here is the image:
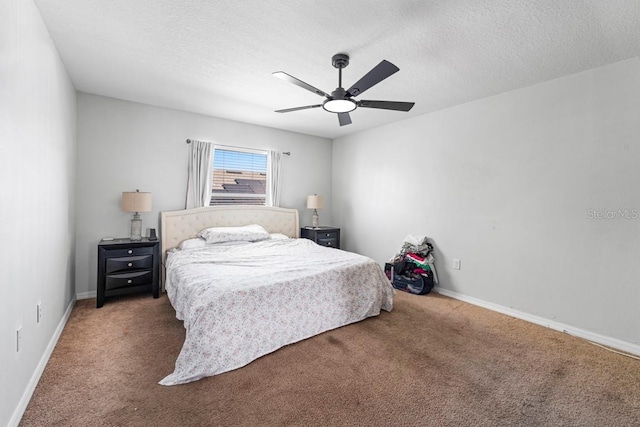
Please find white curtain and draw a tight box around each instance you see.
[267,150,283,207]
[185,140,214,209]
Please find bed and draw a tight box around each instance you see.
[159,205,394,385]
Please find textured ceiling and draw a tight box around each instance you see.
[34,0,640,139]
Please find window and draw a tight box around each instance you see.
[210,146,268,206]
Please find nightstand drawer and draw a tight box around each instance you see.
[106,255,153,274]
[107,246,154,257]
[318,237,338,248]
[105,270,152,291]
[317,231,338,239]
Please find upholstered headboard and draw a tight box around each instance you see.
[160,205,300,261]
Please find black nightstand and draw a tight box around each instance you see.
[300,227,340,249]
[97,238,160,308]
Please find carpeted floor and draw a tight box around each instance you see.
[20,291,640,426]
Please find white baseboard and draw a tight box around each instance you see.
[9,296,76,427]
[434,286,640,357]
[76,290,96,300]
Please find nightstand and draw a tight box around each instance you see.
[97,238,160,308]
[300,227,340,249]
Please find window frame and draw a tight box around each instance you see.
[209,144,271,206]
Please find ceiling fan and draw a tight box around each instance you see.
[273,53,415,126]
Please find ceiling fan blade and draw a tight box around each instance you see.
[275,104,322,113]
[338,112,352,126]
[346,60,399,97]
[358,100,415,112]
[272,72,329,98]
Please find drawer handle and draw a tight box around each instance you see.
[128,263,133,267]
[127,280,132,284]
[128,250,133,254]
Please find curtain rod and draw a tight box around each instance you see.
[186,139,290,156]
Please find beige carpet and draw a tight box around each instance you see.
[20,291,640,426]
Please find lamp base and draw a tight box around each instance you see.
[130,214,142,241]
[312,210,319,228]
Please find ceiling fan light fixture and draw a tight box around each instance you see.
[322,98,357,113]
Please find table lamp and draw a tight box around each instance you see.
[122,190,152,240]
[306,194,324,228]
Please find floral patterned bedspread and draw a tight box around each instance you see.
[160,238,394,385]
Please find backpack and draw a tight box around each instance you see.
[385,259,434,295]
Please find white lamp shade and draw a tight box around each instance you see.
[306,195,324,210]
[122,191,152,212]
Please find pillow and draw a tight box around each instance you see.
[197,224,270,244]
[178,237,207,250]
[270,233,291,240]
[211,240,254,246]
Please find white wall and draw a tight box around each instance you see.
[332,58,640,348]
[0,1,77,425]
[75,93,332,296]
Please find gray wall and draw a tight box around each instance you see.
[0,1,77,426]
[75,93,333,296]
[332,58,640,349]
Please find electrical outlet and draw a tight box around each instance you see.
[453,258,461,270]
[37,302,42,324]
[16,327,22,352]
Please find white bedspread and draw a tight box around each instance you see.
[160,238,394,385]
